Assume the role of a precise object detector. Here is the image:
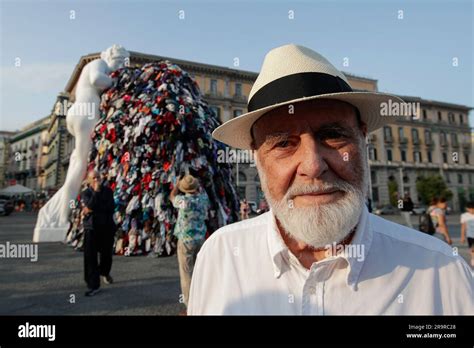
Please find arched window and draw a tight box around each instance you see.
[237,171,247,183]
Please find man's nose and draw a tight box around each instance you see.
[295,134,328,179]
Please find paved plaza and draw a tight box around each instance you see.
[0,211,471,315]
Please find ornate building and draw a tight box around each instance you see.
[6,116,49,191]
[0,131,16,189]
[368,97,473,211]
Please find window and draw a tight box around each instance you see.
[237,171,247,182]
[403,176,409,183]
[371,170,377,184]
[442,152,448,163]
[440,131,447,146]
[387,149,393,162]
[412,128,419,143]
[233,109,243,117]
[414,151,422,163]
[422,109,427,120]
[438,111,442,121]
[448,112,455,124]
[384,126,392,140]
[427,151,432,162]
[400,149,406,162]
[451,133,458,146]
[459,114,464,124]
[424,129,431,144]
[235,83,242,96]
[210,79,218,94]
[465,154,470,164]
[369,147,377,161]
[446,173,450,183]
[458,174,463,184]
[398,127,404,139]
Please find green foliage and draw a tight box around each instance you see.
[416,175,453,205]
[388,179,398,206]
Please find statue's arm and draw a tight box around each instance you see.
[88,61,114,90]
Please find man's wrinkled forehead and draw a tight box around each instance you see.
[251,100,359,146]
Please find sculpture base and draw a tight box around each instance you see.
[33,226,68,243]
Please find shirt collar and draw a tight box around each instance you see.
[266,205,373,291]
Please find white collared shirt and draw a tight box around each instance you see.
[188,206,473,315]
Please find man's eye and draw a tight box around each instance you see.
[275,140,290,148]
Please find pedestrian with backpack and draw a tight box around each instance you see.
[426,197,452,245]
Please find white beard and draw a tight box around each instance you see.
[256,153,368,249]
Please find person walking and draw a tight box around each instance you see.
[428,197,452,245]
[400,194,414,228]
[81,170,116,297]
[170,174,210,310]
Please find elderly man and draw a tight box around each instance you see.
[187,44,473,315]
[81,170,116,297]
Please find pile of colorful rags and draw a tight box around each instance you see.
[67,61,240,257]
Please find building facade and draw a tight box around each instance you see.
[43,93,70,193]
[6,116,49,191]
[0,131,16,189]
[368,98,473,211]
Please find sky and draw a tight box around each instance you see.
[0,0,473,131]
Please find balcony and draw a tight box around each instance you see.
[440,141,448,148]
[462,142,471,150]
[204,91,223,99]
[399,137,408,144]
[369,134,377,142]
[452,142,460,148]
[425,138,433,146]
[412,138,421,145]
[232,94,247,103]
[384,135,393,143]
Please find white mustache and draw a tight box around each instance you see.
[285,181,357,200]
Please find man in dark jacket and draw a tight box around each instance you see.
[81,170,116,296]
[401,194,414,229]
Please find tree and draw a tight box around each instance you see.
[416,175,453,205]
[388,179,398,206]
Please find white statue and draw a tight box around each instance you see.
[33,45,130,242]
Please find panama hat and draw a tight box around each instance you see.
[179,175,199,194]
[212,44,406,149]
